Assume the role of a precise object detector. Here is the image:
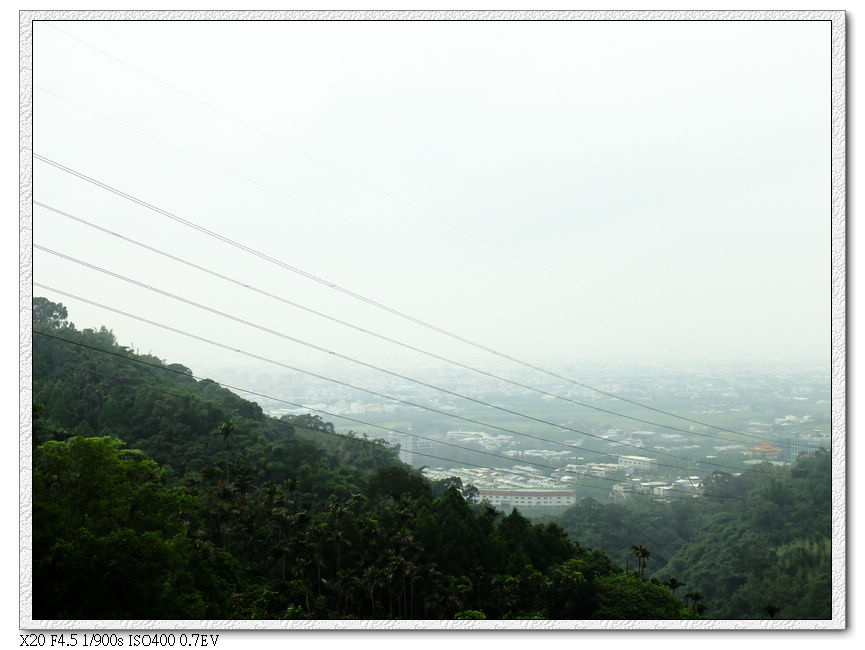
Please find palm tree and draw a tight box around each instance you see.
[290,554,314,613]
[217,420,235,484]
[630,544,651,578]
[325,502,350,576]
[684,591,704,615]
[404,558,421,618]
[665,577,686,596]
[363,565,387,617]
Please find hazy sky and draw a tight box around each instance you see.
[31,18,831,376]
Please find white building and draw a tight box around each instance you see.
[786,437,826,462]
[478,488,577,509]
[396,434,432,465]
[618,455,658,472]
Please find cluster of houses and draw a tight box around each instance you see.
[424,454,701,508]
[421,430,827,508]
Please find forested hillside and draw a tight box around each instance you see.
[556,452,832,619]
[31,298,694,620]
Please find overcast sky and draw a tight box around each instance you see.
[31,18,831,377]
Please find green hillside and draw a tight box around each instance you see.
[555,451,831,619]
[31,297,694,620]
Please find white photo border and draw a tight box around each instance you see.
[19,8,847,631]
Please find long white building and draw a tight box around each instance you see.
[618,455,658,471]
[478,488,577,509]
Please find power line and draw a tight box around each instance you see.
[31,85,464,273]
[31,337,565,489]
[36,248,764,474]
[33,329,556,474]
[35,351,562,490]
[33,281,773,478]
[33,328,742,501]
[34,200,784,448]
[33,271,700,473]
[42,20,746,366]
[35,84,707,370]
[33,154,764,440]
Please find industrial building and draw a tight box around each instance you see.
[477,488,577,509]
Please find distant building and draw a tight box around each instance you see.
[478,488,577,509]
[786,437,826,463]
[552,462,621,480]
[614,479,689,502]
[673,477,702,493]
[510,465,542,475]
[748,441,783,458]
[618,455,658,472]
[640,480,671,495]
[446,429,484,441]
[552,464,582,479]
[612,483,635,500]
[396,434,432,465]
[714,444,746,453]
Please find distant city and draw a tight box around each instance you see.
[201,359,830,508]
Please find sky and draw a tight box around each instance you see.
[30,18,832,377]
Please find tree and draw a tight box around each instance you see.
[366,465,431,502]
[593,573,690,619]
[431,476,463,497]
[463,483,480,504]
[33,436,223,619]
[764,603,781,619]
[701,471,735,498]
[546,559,594,618]
[217,419,235,484]
[665,577,686,596]
[684,591,705,615]
[630,544,651,579]
[33,297,68,330]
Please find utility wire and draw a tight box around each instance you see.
[36,249,765,473]
[33,281,774,478]
[35,84,705,369]
[34,200,785,448]
[31,339,578,492]
[33,330,556,474]
[40,349,555,486]
[42,20,746,366]
[39,355,562,491]
[33,154,765,440]
[33,328,743,501]
[34,269,705,473]
[31,86,456,272]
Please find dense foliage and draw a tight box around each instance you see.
[557,451,832,619]
[32,298,693,620]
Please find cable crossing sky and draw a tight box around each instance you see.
[33,154,768,441]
